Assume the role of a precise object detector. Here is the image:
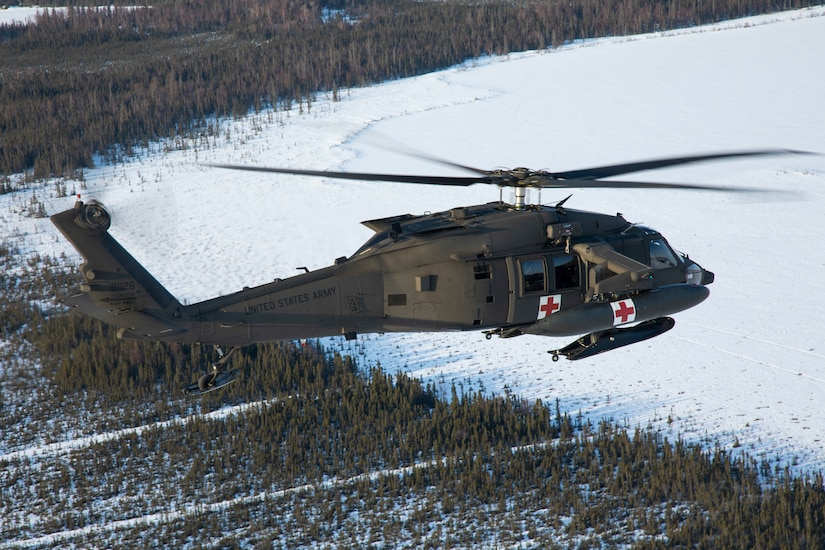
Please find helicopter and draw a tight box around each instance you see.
[51,149,802,395]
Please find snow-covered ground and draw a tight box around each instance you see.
[3,6,825,477]
[0,6,46,25]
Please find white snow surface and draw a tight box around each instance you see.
[3,7,825,477]
[0,6,48,25]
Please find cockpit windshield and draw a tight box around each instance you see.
[648,238,680,270]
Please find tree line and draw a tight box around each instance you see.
[2,251,825,547]
[1,0,817,179]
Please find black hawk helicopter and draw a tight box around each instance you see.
[51,149,798,395]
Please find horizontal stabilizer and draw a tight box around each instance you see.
[60,292,188,340]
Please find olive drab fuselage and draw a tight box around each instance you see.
[52,199,714,354]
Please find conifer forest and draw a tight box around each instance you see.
[0,0,819,179]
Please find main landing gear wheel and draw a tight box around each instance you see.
[183,346,241,396]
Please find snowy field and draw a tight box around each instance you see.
[2,6,825,477]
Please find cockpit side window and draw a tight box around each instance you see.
[648,238,680,269]
[553,255,580,290]
[520,258,545,294]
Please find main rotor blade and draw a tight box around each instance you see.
[358,135,491,176]
[524,177,752,192]
[208,163,492,186]
[211,163,754,192]
[209,147,815,191]
[549,149,810,180]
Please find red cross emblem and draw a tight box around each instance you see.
[611,299,636,325]
[537,294,562,320]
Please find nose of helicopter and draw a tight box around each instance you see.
[702,268,715,285]
[685,260,714,286]
[702,269,716,286]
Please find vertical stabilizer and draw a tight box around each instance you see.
[51,200,190,341]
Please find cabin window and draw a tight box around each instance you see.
[553,255,580,290]
[648,239,679,270]
[520,258,546,294]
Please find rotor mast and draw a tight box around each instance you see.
[513,186,528,210]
